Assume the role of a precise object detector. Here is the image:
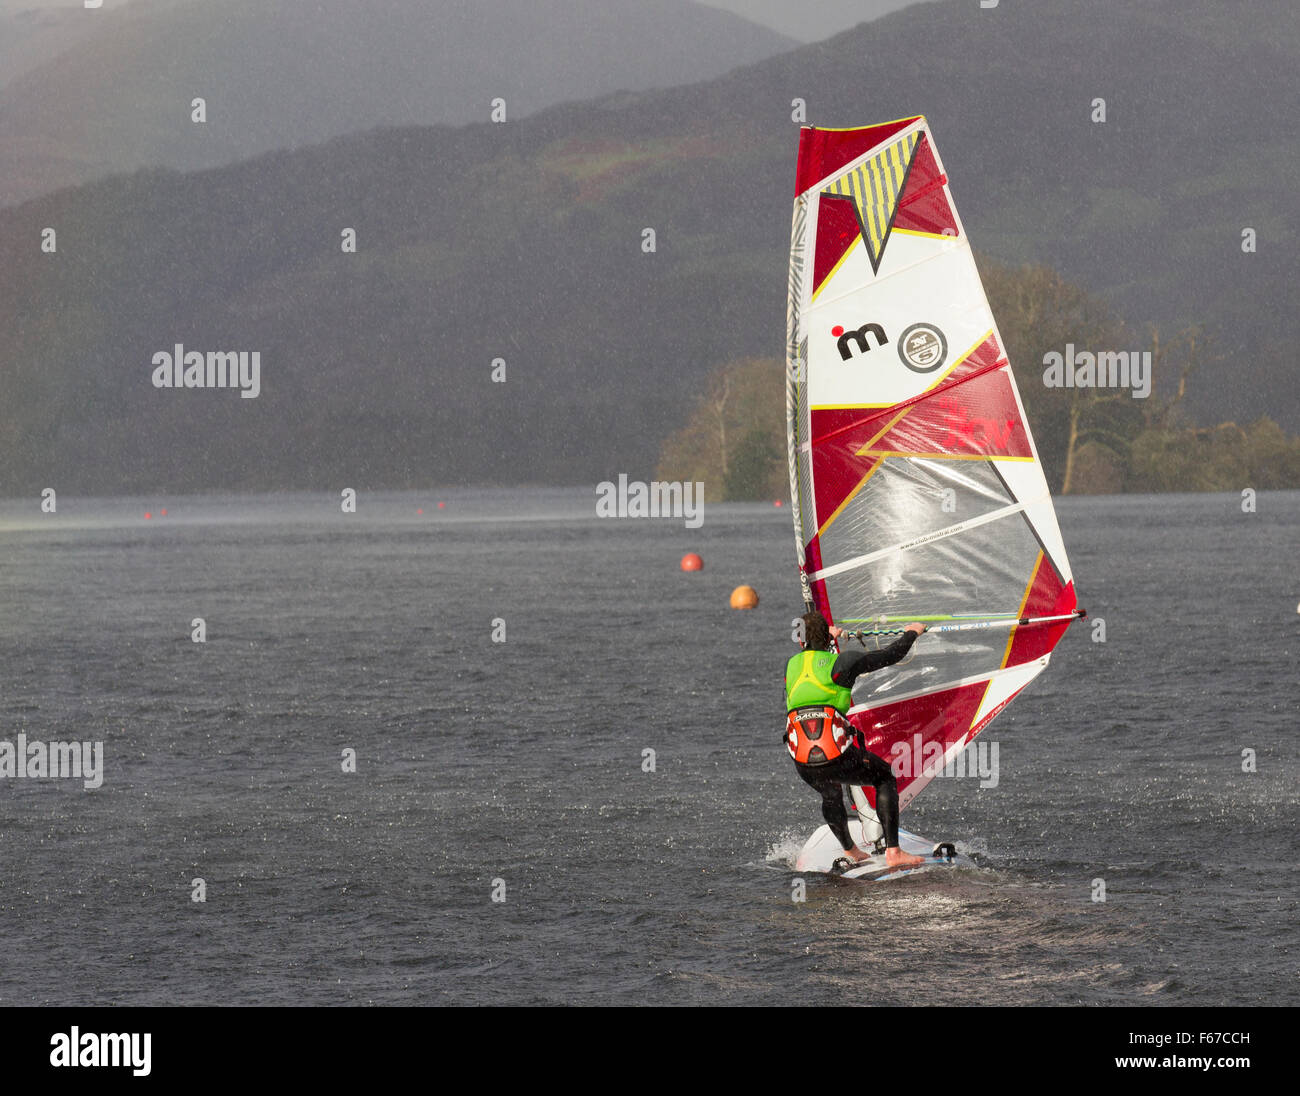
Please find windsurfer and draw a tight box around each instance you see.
[784,610,927,869]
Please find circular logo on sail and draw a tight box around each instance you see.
[898,323,947,373]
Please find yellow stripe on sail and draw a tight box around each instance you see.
[820,131,919,272]
[970,552,1045,730]
[809,115,925,133]
[809,237,857,303]
[1001,551,1045,668]
[924,329,997,391]
[816,462,886,539]
[892,227,957,241]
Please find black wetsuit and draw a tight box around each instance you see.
[792,631,917,851]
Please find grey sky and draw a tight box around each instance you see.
[2,0,933,43]
[701,0,933,41]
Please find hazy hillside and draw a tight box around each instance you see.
[701,0,935,42]
[0,0,794,206]
[0,0,1294,495]
[0,0,139,90]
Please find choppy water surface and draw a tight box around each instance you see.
[0,489,1295,1004]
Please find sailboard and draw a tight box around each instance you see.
[797,821,973,881]
[784,116,1083,877]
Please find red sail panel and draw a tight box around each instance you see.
[811,194,862,298]
[852,681,988,807]
[1006,566,1078,664]
[794,117,921,197]
[893,133,958,238]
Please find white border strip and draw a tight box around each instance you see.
[847,656,1049,717]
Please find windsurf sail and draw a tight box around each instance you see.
[785,116,1082,809]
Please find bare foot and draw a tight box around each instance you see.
[884,846,925,869]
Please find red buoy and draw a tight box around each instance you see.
[680,553,703,572]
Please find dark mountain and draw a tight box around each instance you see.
[0,0,1294,494]
[0,0,794,207]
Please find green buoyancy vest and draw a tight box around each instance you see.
[784,650,853,714]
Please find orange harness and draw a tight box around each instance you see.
[785,705,854,765]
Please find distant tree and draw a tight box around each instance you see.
[724,426,783,500]
[981,260,1213,494]
[1128,428,1217,492]
[656,357,785,501]
[1141,324,1208,431]
[1242,417,1300,488]
[980,260,1128,493]
[1066,439,1126,494]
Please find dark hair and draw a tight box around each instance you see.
[801,610,832,651]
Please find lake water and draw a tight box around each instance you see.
[0,488,1295,1004]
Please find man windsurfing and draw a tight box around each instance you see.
[785,610,927,869]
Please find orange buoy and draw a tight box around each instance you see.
[730,585,759,609]
[680,553,703,572]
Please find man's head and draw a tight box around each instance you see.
[801,610,833,651]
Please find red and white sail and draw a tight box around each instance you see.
[785,116,1079,809]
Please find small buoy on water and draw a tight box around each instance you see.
[144,512,152,520]
[773,499,783,507]
[730,585,759,610]
[680,553,703,572]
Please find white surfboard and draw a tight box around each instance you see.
[794,819,974,882]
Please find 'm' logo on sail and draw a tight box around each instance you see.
[831,322,888,361]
